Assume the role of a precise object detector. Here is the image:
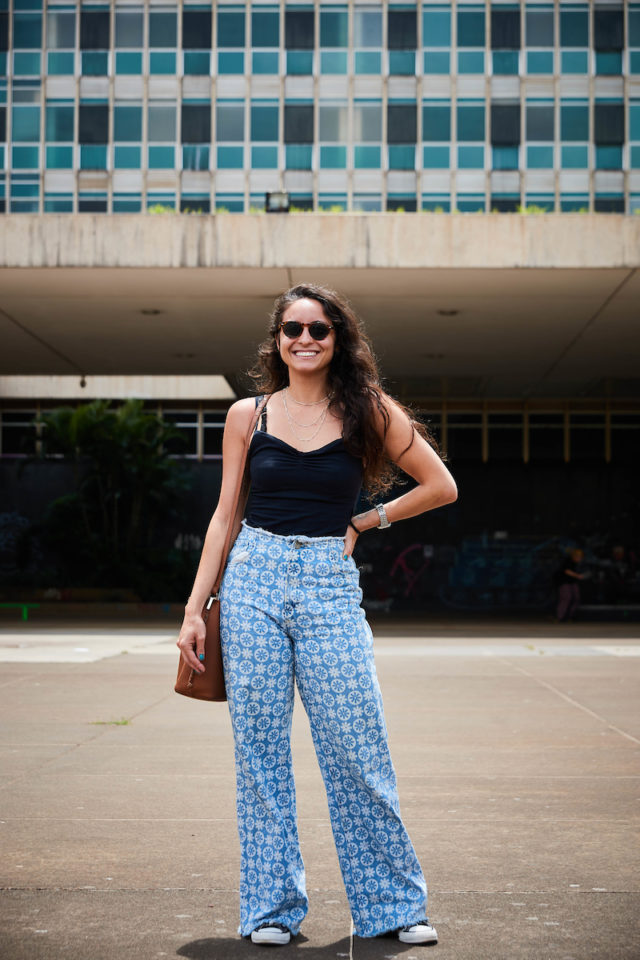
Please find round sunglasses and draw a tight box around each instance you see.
[279,320,334,341]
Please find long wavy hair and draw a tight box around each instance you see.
[248,283,442,496]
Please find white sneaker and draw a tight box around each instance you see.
[398,919,438,944]
[250,922,291,945]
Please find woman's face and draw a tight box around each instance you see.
[277,298,336,376]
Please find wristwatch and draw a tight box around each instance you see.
[375,503,391,529]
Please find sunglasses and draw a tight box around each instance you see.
[279,320,334,341]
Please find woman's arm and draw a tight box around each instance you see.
[176,397,255,673]
[351,394,458,534]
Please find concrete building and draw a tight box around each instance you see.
[0,1,638,612]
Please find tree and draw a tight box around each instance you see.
[35,399,193,599]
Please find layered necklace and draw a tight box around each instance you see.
[282,387,332,444]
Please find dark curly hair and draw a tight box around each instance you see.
[248,283,442,496]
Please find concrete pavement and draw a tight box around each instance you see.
[0,618,639,960]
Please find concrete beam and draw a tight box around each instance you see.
[1,214,638,270]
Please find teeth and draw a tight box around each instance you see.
[295,352,317,356]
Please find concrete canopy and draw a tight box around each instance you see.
[1,213,638,401]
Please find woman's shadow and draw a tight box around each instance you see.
[178,932,436,958]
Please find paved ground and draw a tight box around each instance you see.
[0,617,639,960]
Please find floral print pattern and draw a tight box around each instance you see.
[220,521,427,938]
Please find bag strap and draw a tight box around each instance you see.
[206,395,270,605]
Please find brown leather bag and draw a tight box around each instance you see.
[174,395,269,702]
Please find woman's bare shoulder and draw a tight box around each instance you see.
[225,397,259,434]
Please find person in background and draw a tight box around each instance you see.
[555,547,586,622]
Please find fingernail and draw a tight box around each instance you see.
[199,653,205,661]
[343,554,348,560]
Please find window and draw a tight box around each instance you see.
[458,100,485,169]
[595,101,624,145]
[423,5,451,75]
[216,101,244,142]
[354,6,382,74]
[252,8,279,47]
[457,7,485,46]
[79,104,108,144]
[183,10,211,49]
[560,7,588,46]
[80,10,109,50]
[114,105,142,143]
[526,102,554,141]
[491,8,520,48]
[148,104,176,142]
[525,7,554,46]
[319,102,347,169]
[284,103,313,143]
[47,11,75,48]
[164,412,198,458]
[489,413,522,460]
[149,11,177,48]
[1,411,37,456]
[115,11,143,48]
[388,9,417,49]
[320,7,347,74]
[594,9,623,51]
[491,102,520,144]
[285,9,314,48]
[388,103,416,143]
[203,412,226,457]
[13,12,43,49]
[447,413,482,460]
[183,103,211,143]
[45,103,73,142]
[251,102,278,141]
[528,413,563,460]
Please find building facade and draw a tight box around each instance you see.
[1,1,638,215]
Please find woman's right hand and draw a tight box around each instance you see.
[176,611,207,673]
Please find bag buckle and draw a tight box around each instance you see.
[205,592,220,610]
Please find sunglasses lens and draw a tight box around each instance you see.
[280,321,332,340]
[281,321,303,338]
[309,323,332,340]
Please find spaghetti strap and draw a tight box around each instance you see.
[253,395,268,434]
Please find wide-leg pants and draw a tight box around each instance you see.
[219,520,428,938]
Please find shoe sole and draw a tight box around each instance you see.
[250,930,291,945]
[398,930,438,944]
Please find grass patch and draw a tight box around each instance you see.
[90,717,132,726]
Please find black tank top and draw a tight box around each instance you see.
[244,396,363,537]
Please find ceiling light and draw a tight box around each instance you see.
[140,308,162,316]
[422,353,445,360]
[436,309,459,317]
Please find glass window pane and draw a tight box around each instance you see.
[114,145,141,169]
[388,9,416,50]
[457,103,484,141]
[13,13,42,48]
[353,102,381,142]
[320,10,347,48]
[79,104,108,143]
[561,103,588,141]
[491,9,520,49]
[285,10,314,49]
[594,9,623,51]
[216,102,244,141]
[148,104,176,141]
[560,9,588,47]
[526,104,554,141]
[424,50,450,73]
[45,103,73,142]
[423,9,451,47]
[321,50,347,74]
[354,9,382,48]
[149,12,177,48]
[252,9,279,47]
[115,11,143,48]
[284,104,313,143]
[251,103,278,141]
[114,105,142,142]
[48,51,75,74]
[527,50,553,73]
[630,10,640,46]
[526,9,554,46]
[183,10,211,49]
[218,9,245,47]
[182,103,211,143]
[80,10,109,50]
[423,103,450,141]
[319,104,347,142]
[116,51,142,74]
[320,145,346,168]
[46,145,73,168]
[388,103,416,143]
[47,11,75,49]
[148,145,175,168]
[252,50,279,73]
[491,103,520,144]
[354,145,380,168]
[457,9,485,47]
[595,103,624,144]
[184,51,210,75]
[12,105,40,141]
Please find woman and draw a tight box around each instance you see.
[177,284,457,947]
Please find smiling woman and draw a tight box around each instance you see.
[176,282,457,948]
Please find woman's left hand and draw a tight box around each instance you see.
[343,524,359,559]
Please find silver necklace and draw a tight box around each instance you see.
[282,390,329,444]
[287,390,331,407]
[283,391,327,428]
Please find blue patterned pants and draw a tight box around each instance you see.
[219,521,427,938]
